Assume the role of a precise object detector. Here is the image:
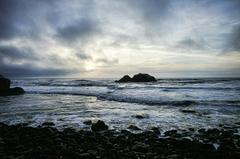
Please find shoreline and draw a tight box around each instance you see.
[0,123,239,159]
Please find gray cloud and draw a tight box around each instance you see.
[0,0,22,40]
[0,45,38,61]
[76,52,92,60]
[0,62,76,77]
[95,58,119,65]
[57,19,98,42]
[0,45,79,77]
[129,0,170,22]
[176,38,207,51]
[227,25,240,52]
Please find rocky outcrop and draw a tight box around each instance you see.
[1,123,240,158]
[91,120,108,132]
[116,73,157,83]
[0,76,10,90]
[116,75,132,83]
[0,75,25,96]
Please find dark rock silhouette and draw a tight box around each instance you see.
[0,76,10,90]
[0,75,25,96]
[116,73,157,83]
[91,120,108,132]
[117,75,132,83]
[83,120,92,125]
[127,124,141,130]
[132,73,157,82]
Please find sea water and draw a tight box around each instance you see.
[0,78,240,132]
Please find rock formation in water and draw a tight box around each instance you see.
[116,73,157,83]
[0,75,25,96]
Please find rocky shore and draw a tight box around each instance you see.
[0,122,239,159]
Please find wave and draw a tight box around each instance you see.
[25,90,240,107]
[12,79,113,87]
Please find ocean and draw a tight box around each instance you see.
[0,78,240,132]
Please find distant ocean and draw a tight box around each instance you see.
[0,78,240,131]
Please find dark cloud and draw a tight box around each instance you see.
[0,0,55,40]
[0,0,22,40]
[0,45,77,77]
[129,0,169,22]
[76,52,92,60]
[176,38,207,51]
[0,45,38,61]
[0,62,76,77]
[57,19,98,42]
[227,25,240,52]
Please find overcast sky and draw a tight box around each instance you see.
[0,0,240,78]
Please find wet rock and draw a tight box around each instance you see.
[91,120,108,132]
[116,75,132,83]
[121,130,131,135]
[134,114,149,119]
[206,128,220,135]
[42,122,55,127]
[180,109,197,114]
[198,128,206,133]
[127,125,141,131]
[87,150,98,155]
[1,123,240,158]
[188,128,195,132]
[0,76,10,90]
[116,73,157,83]
[132,73,157,82]
[0,87,25,96]
[131,142,149,152]
[135,115,144,119]
[79,153,91,157]
[0,75,25,96]
[164,130,178,136]
[151,127,161,135]
[83,120,92,125]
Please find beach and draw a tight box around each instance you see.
[1,122,240,159]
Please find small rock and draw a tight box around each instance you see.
[131,142,149,152]
[181,109,197,114]
[87,150,97,155]
[42,122,55,127]
[151,127,160,135]
[128,125,141,130]
[79,153,90,157]
[91,120,108,132]
[83,120,92,125]
[164,130,177,136]
[198,128,206,133]
[135,115,144,119]
[188,128,195,132]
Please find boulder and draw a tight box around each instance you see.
[83,120,92,125]
[116,75,132,83]
[91,120,108,132]
[132,73,157,82]
[0,76,10,90]
[0,75,25,96]
[127,125,141,130]
[0,87,25,96]
[116,73,157,83]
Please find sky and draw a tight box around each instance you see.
[0,0,240,78]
